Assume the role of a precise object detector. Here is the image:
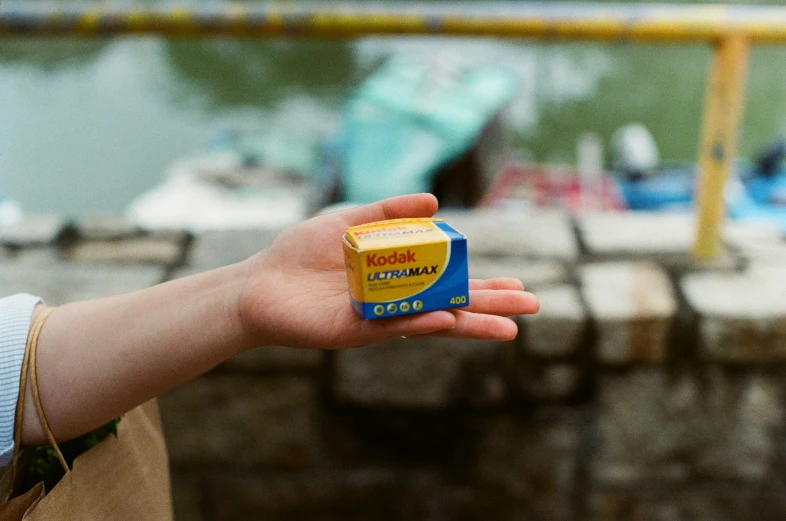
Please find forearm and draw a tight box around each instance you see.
[22,261,251,445]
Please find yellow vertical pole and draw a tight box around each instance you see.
[693,36,750,261]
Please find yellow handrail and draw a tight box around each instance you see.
[0,3,784,42]
[0,2,769,261]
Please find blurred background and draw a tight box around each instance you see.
[4,1,786,521]
[3,0,786,221]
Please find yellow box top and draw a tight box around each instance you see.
[345,218,447,250]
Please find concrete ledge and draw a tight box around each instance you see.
[580,262,677,364]
[0,215,65,247]
[683,265,786,362]
[439,210,579,261]
[187,227,282,269]
[333,337,510,408]
[0,263,165,304]
[524,285,586,358]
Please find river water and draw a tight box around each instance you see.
[3,3,786,216]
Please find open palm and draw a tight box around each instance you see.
[238,194,539,350]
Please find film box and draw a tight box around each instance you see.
[343,218,469,320]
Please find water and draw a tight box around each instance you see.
[4,5,786,217]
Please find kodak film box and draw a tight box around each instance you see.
[343,218,469,319]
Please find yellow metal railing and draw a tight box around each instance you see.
[1,3,774,260]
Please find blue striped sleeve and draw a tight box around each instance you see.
[0,294,42,467]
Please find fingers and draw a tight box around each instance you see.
[415,311,519,341]
[356,309,456,345]
[462,289,539,316]
[469,278,525,291]
[340,193,439,227]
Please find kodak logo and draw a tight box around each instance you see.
[366,249,416,267]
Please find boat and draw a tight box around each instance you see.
[478,161,628,213]
[125,131,319,232]
[600,125,786,233]
[0,192,22,227]
[336,56,517,208]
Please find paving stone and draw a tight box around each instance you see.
[67,238,184,265]
[594,369,784,484]
[438,209,579,261]
[0,263,165,304]
[223,346,323,372]
[187,227,282,269]
[472,412,579,520]
[75,215,141,240]
[334,337,511,408]
[468,257,569,288]
[580,262,677,364]
[206,470,400,521]
[0,215,65,246]
[682,266,786,362]
[159,375,320,468]
[524,285,586,357]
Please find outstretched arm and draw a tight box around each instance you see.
[23,193,539,444]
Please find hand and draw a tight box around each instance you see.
[237,194,539,349]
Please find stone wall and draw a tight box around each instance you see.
[2,210,786,520]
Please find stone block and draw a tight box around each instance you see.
[333,337,511,408]
[170,472,206,521]
[223,346,323,373]
[593,369,784,484]
[524,285,586,357]
[723,221,782,250]
[723,221,786,266]
[187,227,282,269]
[74,215,141,240]
[682,266,786,362]
[0,215,65,246]
[67,237,184,265]
[438,209,579,261]
[397,472,483,521]
[166,266,206,282]
[469,257,569,288]
[519,363,583,401]
[579,212,740,270]
[206,470,400,521]
[12,247,61,265]
[578,212,693,260]
[159,375,320,468]
[589,487,786,521]
[580,262,677,364]
[0,264,165,304]
[472,412,579,520]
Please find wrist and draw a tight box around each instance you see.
[218,259,258,355]
[235,250,285,350]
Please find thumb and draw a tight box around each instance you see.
[338,193,439,227]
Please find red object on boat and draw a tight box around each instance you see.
[479,162,628,213]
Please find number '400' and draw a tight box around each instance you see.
[449,296,467,305]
